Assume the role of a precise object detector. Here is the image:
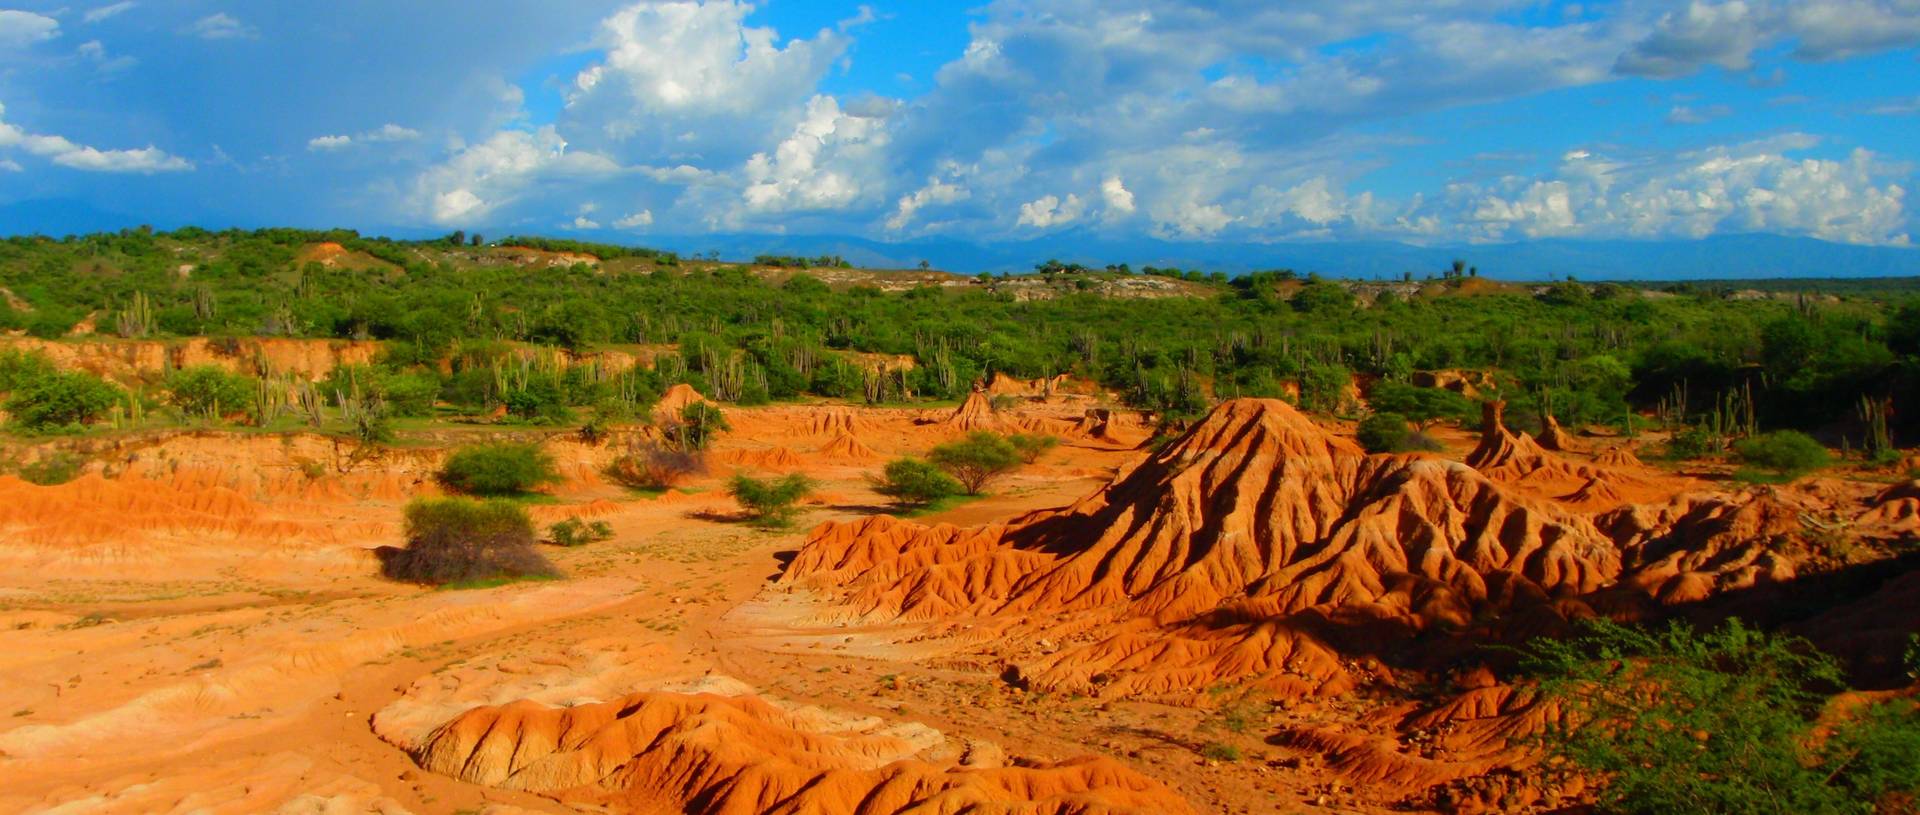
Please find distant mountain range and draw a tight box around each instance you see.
[2,197,1914,280]
[643,232,1920,281]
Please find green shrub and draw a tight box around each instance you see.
[874,457,964,507]
[0,349,56,392]
[1356,412,1414,453]
[546,517,613,547]
[381,372,442,417]
[1735,430,1831,476]
[929,431,1024,494]
[664,402,729,452]
[1198,742,1242,762]
[1666,426,1719,460]
[438,442,562,496]
[383,498,556,585]
[166,365,256,420]
[1007,433,1060,464]
[4,371,122,431]
[1520,617,1920,815]
[16,452,86,485]
[727,473,813,528]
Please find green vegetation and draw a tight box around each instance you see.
[545,517,614,547]
[4,370,122,432]
[1356,412,1415,454]
[1734,430,1832,479]
[726,473,814,528]
[0,228,1917,456]
[873,457,964,507]
[1007,432,1060,464]
[1520,618,1920,815]
[664,402,729,452]
[165,365,254,421]
[930,432,1025,495]
[437,442,562,497]
[383,498,557,586]
[13,451,86,485]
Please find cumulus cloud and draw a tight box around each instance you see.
[1016,193,1085,228]
[188,13,254,40]
[740,94,889,214]
[886,174,968,230]
[1100,176,1136,215]
[0,10,59,49]
[0,101,191,173]
[614,209,653,229]
[1667,103,1733,124]
[412,127,622,224]
[569,0,846,122]
[83,2,136,24]
[1448,137,1910,245]
[76,39,136,73]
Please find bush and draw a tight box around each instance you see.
[166,365,255,420]
[1666,426,1719,460]
[382,498,557,585]
[605,440,704,490]
[1521,617,1920,815]
[1356,412,1414,453]
[1735,430,1830,476]
[16,452,86,485]
[5,371,122,431]
[874,457,964,507]
[0,349,56,392]
[1007,433,1060,464]
[546,517,613,547]
[727,473,813,528]
[663,402,729,452]
[438,442,562,496]
[929,431,1024,494]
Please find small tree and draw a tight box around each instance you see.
[382,498,557,585]
[1007,433,1060,464]
[929,432,1023,495]
[439,442,562,496]
[727,473,813,528]
[1734,431,1830,477]
[1356,412,1414,454]
[873,457,963,507]
[664,402,730,453]
[4,371,122,431]
[166,365,256,421]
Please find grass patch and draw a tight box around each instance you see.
[897,492,988,518]
[434,573,563,592]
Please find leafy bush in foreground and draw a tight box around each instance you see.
[4,371,122,431]
[546,517,614,547]
[1520,617,1919,815]
[727,472,813,528]
[1735,430,1831,477]
[929,432,1023,494]
[874,457,963,507]
[383,498,556,585]
[438,442,562,496]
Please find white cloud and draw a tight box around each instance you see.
[307,124,421,152]
[411,126,623,224]
[886,174,968,230]
[83,2,136,24]
[1869,96,1920,116]
[75,39,135,72]
[570,215,602,229]
[0,158,20,172]
[188,13,254,40]
[1016,193,1085,228]
[1666,103,1733,124]
[0,10,59,49]
[571,0,847,119]
[615,210,653,229]
[0,101,191,173]
[1100,175,1135,215]
[740,94,889,213]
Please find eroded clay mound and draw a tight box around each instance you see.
[944,388,999,431]
[788,398,1618,695]
[656,383,711,416]
[399,691,1192,815]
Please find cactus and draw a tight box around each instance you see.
[1859,396,1894,463]
[115,291,157,338]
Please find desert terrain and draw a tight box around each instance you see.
[0,350,1913,815]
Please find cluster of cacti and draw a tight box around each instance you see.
[114,291,157,338]
[295,380,325,426]
[253,375,292,426]
[1859,396,1894,462]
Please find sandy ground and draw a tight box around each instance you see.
[0,395,1363,814]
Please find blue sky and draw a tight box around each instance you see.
[0,0,1917,248]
